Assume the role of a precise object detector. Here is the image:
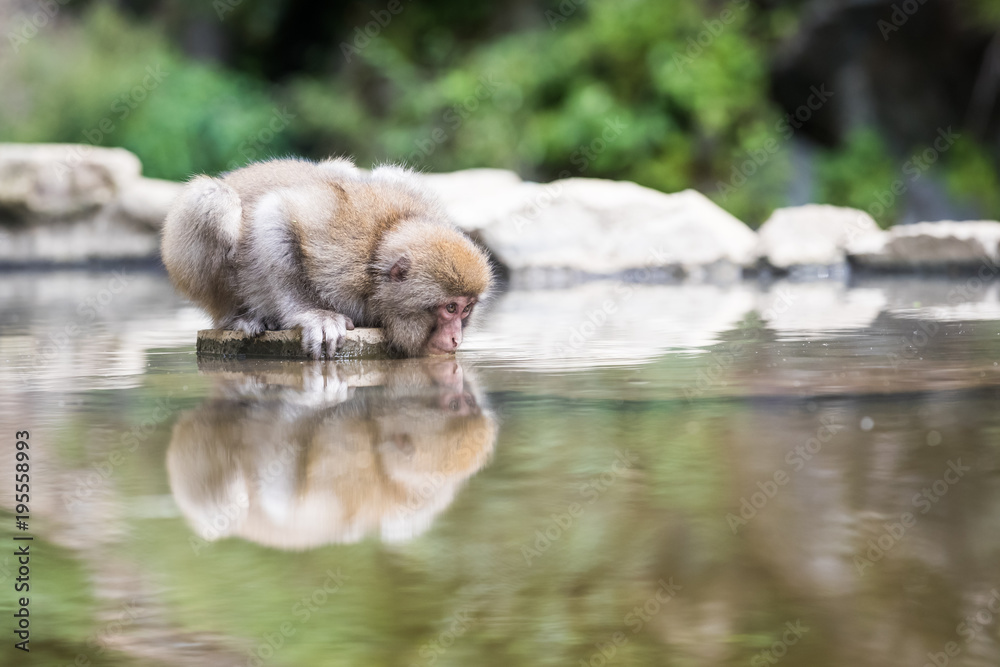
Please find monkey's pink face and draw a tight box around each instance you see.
[425,296,476,355]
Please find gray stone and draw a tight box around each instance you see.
[0,143,141,221]
[115,177,183,230]
[848,220,1000,269]
[0,144,183,264]
[422,171,757,279]
[197,328,394,359]
[0,214,161,266]
[419,168,526,233]
[758,204,880,269]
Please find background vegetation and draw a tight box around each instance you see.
[3,0,1000,227]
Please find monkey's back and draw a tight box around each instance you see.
[221,158,450,325]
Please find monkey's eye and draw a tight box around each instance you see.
[446,303,458,314]
[463,304,472,315]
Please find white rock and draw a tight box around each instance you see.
[757,280,886,334]
[0,211,161,265]
[419,168,526,232]
[424,172,758,277]
[0,144,179,263]
[463,281,758,369]
[848,220,1000,268]
[115,177,184,230]
[0,143,142,220]
[758,204,880,269]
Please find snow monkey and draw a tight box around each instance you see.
[161,157,493,357]
[166,358,498,548]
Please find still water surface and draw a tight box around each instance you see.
[1,269,999,667]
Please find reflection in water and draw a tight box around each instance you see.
[5,270,1000,666]
[167,358,497,549]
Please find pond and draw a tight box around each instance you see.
[1,268,999,667]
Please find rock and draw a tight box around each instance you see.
[756,280,886,334]
[463,282,757,368]
[0,213,161,266]
[197,328,393,359]
[757,204,880,269]
[848,220,1000,270]
[423,172,758,280]
[419,168,526,233]
[0,143,142,221]
[115,177,184,230]
[0,143,180,264]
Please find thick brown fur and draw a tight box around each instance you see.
[166,359,497,548]
[161,157,493,357]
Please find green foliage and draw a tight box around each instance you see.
[962,0,1000,27]
[814,129,898,227]
[0,523,122,666]
[287,0,788,224]
[0,5,291,181]
[3,0,1000,227]
[943,137,1000,216]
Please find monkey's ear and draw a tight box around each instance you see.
[389,256,411,282]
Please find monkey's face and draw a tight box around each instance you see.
[425,296,476,355]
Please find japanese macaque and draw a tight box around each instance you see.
[167,358,497,549]
[161,157,493,357]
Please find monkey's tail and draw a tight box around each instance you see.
[161,176,243,323]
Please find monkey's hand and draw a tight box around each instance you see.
[229,316,267,337]
[292,310,355,359]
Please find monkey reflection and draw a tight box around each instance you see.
[167,359,497,550]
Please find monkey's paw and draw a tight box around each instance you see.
[299,364,353,405]
[229,316,267,337]
[294,310,355,359]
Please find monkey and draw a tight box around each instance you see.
[161,157,493,358]
[166,358,497,549]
